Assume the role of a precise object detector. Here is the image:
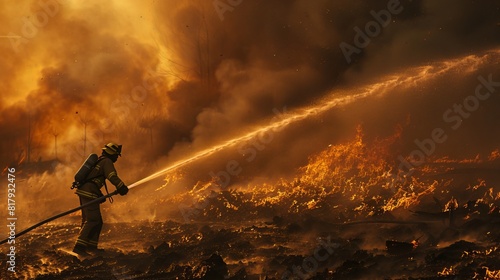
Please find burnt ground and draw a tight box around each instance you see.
[2,156,500,279]
[1,213,499,280]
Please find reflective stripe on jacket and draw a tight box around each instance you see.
[75,156,125,198]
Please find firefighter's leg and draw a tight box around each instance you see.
[79,196,87,228]
[86,208,103,250]
[73,196,102,253]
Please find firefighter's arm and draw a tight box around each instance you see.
[102,159,129,195]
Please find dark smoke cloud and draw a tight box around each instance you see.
[348,0,500,79]
[0,0,498,223]
[151,0,499,182]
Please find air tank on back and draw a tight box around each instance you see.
[71,153,98,189]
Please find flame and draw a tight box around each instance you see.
[130,49,500,193]
[444,197,459,212]
[483,268,500,280]
[488,149,500,161]
[438,266,455,276]
[162,123,500,222]
[383,179,438,212]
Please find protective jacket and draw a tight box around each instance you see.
[75,156,125,199]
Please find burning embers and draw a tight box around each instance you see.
[165,125,500,225]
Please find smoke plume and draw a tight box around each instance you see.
[0,0,498,223]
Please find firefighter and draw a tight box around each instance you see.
[72,142,129,256]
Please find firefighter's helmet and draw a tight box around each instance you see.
[102,142,122,156]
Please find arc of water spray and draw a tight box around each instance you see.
[128,88,376,189]
[127,51,492,190]
[0,51,493,245]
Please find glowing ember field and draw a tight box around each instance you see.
[3,130,500,279]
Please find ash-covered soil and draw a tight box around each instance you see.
[2,213,500,280]
[3,143,500,279]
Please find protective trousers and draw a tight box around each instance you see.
[74,195,103,250]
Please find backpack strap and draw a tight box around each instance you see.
[77,156,114,204]
[103,180,113,204]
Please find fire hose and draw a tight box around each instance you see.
[0,190,119,245]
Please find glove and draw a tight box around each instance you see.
[117,185,129,196]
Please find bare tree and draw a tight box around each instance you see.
[193,1,212,86]
[25,110,40,164]
[138,111,160,148]
[156,0,214,86]
[51,127,59,160]
[76,111,91,158]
